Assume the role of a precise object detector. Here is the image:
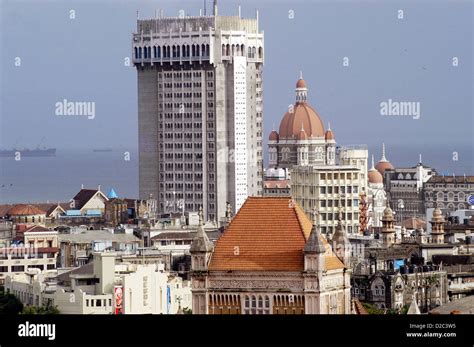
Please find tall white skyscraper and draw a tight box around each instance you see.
[132,4,264,222]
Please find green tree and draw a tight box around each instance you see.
[0,291,23,315]
[361,302,385,314]
[21,305,60,315]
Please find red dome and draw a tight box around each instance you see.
[296,78,307,88]
[268,130,279,141]
[8,204,46,216]
[368,169,383,184]
[375,161,394,175]
[278,103,324,139]
[325,129,335,141]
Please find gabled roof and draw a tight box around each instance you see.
[72,189,108,209]
[24,225,53,233]
[208,197,344,272]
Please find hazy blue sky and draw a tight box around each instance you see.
[1,0,473,171]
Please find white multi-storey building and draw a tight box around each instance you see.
[6,252,192,314]
[133,4,264,221]
[291,165,361,236]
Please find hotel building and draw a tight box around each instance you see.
[133,4,264,221]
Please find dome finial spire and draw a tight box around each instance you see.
[371,154,375,170]
[419,153,422,164]
[299,70,303,80]
[328,121,331,130]
[381,143,387,161]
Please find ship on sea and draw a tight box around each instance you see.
[0,147,56,157]
[0,138,56,157]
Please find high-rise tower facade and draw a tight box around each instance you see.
[132,6,264,222]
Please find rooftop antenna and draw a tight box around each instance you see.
[238,5,241,18]
[419,153,422,164]
[136,10,139,20]
[213,0,218,16]
[204,0,207,16]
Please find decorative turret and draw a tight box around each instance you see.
[368,154,383,185]
[190,207,214,314]
[430,204,445,244]
[325,122,336,165]
[190,207,214,270]
[381,201,396,247]
[331,209,351,267]
[375,143,394,175]
[295,71,308,103]
[297,124,309,165]
[304,209,326,273]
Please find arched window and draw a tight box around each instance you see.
[138,47,142,59]
[201,44,205,56]
[143,47,147,59]
[157,46,161,58]
[134,47,138,59]
[222,44,226,56]
[196,45,200,56]
[182,44,186,57]
[258,47,263,58]
[257,296,263,314]
[251,295,256,314]
[147,47,151,59]
[192,45,196,57]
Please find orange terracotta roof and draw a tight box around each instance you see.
[8,204,46,216]
[209,197,344,272]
